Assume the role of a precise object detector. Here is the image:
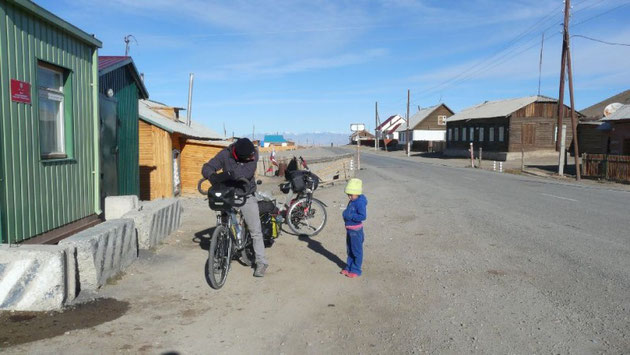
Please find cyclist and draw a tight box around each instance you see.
[201,138,268,277]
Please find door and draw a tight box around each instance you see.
[100,94,119,203]
[522,123,536,145]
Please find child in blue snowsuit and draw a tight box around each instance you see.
[342,178,367,278]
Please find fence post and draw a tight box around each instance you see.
[604,154,609,180]
[469,142,474,168]
[479,147,483,169]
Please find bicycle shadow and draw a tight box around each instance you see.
[192,227,216,251]
[297,234,346,269]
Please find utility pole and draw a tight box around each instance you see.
[566,44,581,180]
[556,0,571,175]
[406,89,411,157]
[124,35,137,56]
[375,102,379,151]
[538,32,545,96]
[252,124,255,141]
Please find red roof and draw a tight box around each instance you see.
[98,56,130,71]
[377,115,403,130]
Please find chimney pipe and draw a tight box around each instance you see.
[186,73,194,126]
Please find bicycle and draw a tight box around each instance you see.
[200,178,259,289]
[278,157,328,236]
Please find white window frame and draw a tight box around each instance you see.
[461,127,466,141]
[479,127,484,142]
[498,126,505,142]
[448,128,452,141]
[437,115,447,126]
[38,64,65,158]
[469,127,474,142]
[489,127,495,142]
[454,127,459,141]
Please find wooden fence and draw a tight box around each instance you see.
[258,153,355,185]
[582,154,630,183]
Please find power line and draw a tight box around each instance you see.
[572,1,630,26]
[572,34,630,47]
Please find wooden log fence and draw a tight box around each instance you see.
[582,153,630,183]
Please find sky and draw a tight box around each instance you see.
[36,0,630,136]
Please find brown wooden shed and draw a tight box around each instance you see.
[445,96,579,160]
[138,100,227,200]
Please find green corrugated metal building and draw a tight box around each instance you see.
[98,56,149,198]
[0,0,102,243]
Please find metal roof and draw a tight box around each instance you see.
[139,100,226,140]
[263,135,287,143]
[9,0,102,48]
[377,114,405,130]
[581,89,630,118]
[602,104,630,121]
[98,56,149,99]
[447,96,556,122]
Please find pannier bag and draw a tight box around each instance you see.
[208,185,235,211]
[287,170,320,193]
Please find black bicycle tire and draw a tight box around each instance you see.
[207,225,232,289]
[198,178,209,195]
[287,197,327,236]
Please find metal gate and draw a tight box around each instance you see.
[100,94,119,204]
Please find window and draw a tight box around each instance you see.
[454,127,459,141]
[469,127,474,142]
[461,127,466,141]
[38,63,71,159]
[448,128,452,141]
[479,127,484,142]
[489,127,495,142]
[437,115,447,126]
[498,126,505,142]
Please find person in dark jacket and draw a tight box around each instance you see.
[201,138,268,277]
[341,178,367,278]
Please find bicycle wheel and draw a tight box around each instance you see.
[207,225,233,289]
[287,197,327,236]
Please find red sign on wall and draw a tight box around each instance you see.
[10,79,32,104]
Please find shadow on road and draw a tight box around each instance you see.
[192,227,216,251]
[298,235,346,269]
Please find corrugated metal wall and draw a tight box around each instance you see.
[0,3,97,243]
[99,69,140,196]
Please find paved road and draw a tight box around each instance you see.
[7,149,629,354]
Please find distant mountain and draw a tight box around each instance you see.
[250,132,350,146]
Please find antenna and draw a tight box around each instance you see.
[124,35,138,56]
[538,32,545,96]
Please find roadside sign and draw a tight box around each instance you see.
[10,79,31,104]
[350,123,365,132]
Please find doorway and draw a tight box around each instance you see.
[99,94,119,206]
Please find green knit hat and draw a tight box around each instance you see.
[345,178,363,195]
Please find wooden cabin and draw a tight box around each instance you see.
[397,103,454,152]
[578,90,630,154]
[601,105,630,155]
[445,96,578,161]
[138,100,227,200]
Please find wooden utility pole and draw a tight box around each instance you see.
[566,46,581,180]
[556,0,571,175]
[375,102,379,151]
[406,89,411,157]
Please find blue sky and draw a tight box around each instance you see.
[37,0,630,135]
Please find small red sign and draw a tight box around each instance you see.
[10,79,31,104]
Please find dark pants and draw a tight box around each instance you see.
[345,228,364,275]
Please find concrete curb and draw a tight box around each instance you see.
[59,219,137,291]
[123,198,183,249]
[0,245,77,311]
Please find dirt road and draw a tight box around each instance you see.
[3,150,629,354]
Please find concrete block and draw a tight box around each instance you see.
[0,244,77,311]
[105,195,139,220]
[123,198,183,249]
[59,219,137,291]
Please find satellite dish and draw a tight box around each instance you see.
[604,103,623,117]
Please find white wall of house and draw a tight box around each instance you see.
[413,130,445,141]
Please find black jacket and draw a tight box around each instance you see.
[201,145,259,193]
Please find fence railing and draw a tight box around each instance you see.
[258,153,355,185]
[582,153,630,183]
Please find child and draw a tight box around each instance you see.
[341,178,367,278]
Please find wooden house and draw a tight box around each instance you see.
[601,104,630,155]
[397,103,454,152]
[445,96,577,160]
[138,100,227,200]
[578,90,630,154]
[98,56,149,200]
[0,1,102,244]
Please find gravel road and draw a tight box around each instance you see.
[3,149,629,354]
